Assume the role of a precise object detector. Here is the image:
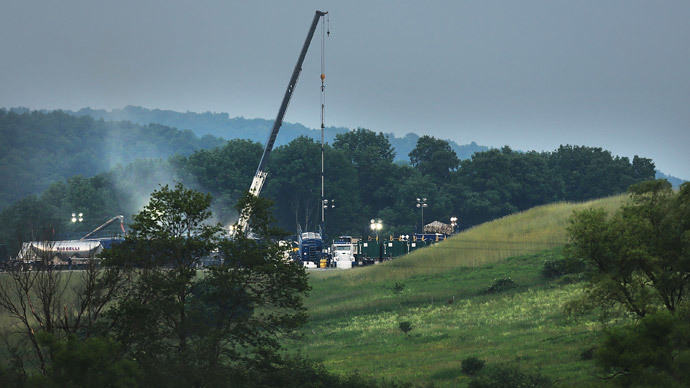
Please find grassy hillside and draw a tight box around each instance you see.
[288,195,628,387]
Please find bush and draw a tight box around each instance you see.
[468,364,553,388]
[579,346,596,360]
[461,357,485,376]
[398,321,413,336]
[594,311,690,387]
[541,258,585,279]
[484,278,517,294]
[252,355,412,388]
[391,282,405,295]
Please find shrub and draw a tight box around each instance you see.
[579,346,596,360]
[461,357,485,376]
[484,278,517,294]
[391,282,405,295]
[594,311,690,387]
[469,364,553,388]
[398,321,413,336]
[541,258,585,279]
[252,355,412,387]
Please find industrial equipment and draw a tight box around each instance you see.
[236,10,328,234]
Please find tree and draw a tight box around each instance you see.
[264,137,323,232]
[104,184,310,386]
[398,321,413,336]
[409,135,459,182]
[566,180,690,318]
[103,183,222,385]
[594,311,690,387]
[172,138,263,224]
[26,333,141,388]
[548,145,655,201]
[333,128,396,213]
[265,137,362,237]
[566,179,690,386]
[0,250,129,378]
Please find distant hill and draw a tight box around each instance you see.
[655,170,686,188]
[0,109,224,209]
[66,106,488,162]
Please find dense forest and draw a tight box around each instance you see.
[0,120,656,258]
[0,108,488,211]
[0,109,225,209]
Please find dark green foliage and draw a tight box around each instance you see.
[566,180,690,386]
[549,145,655,202]
[468,364,553,388]
[398,321,413,336]
[245,355,412,388]
[579,346,596,360]
[391,282,405,295]
[103,184,311,387]
[566,180,690,318]
[594,311,690,387]
[0,363,24,388]
[484,278,517,294]
[263,136,362,236]
[26,333,140,388]
[0,109,223,210]
[333,128,397,219]
[171,138,263,223]
[451,146,564,226]
[409,135,460,182]
[461,356,486,376]
[541,258,585,279]
[1,107,658,250]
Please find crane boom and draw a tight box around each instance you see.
[237,10,328,233]
[79,215,125,240]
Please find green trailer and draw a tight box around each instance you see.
[384,239,408,258]
[358,240,382,263]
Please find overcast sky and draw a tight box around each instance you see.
[2,1,688,179]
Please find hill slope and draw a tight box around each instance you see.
[0,109,224,209]
[290,195,627,387]
[67,106,489,161]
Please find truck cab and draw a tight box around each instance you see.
[331,236,357,269]
[299,231,326,267]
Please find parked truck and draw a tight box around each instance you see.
[331,236,357,269]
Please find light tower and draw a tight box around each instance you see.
[370,218,382,241]
[416,197,427,233]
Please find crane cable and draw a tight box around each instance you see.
[320,14,327,130]
[320,14,329,223]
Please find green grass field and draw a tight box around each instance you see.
[287,195,628,387]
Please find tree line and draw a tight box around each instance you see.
[0,125,655,258]
[67,105,488,162]
[0,107,484,216]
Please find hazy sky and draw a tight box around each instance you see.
[2,1,689,179]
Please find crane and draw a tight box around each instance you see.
[235,10,328,234]
[80,215,125,240]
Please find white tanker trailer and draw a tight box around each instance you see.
[13,215,126,267]
[17,240,104,266]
